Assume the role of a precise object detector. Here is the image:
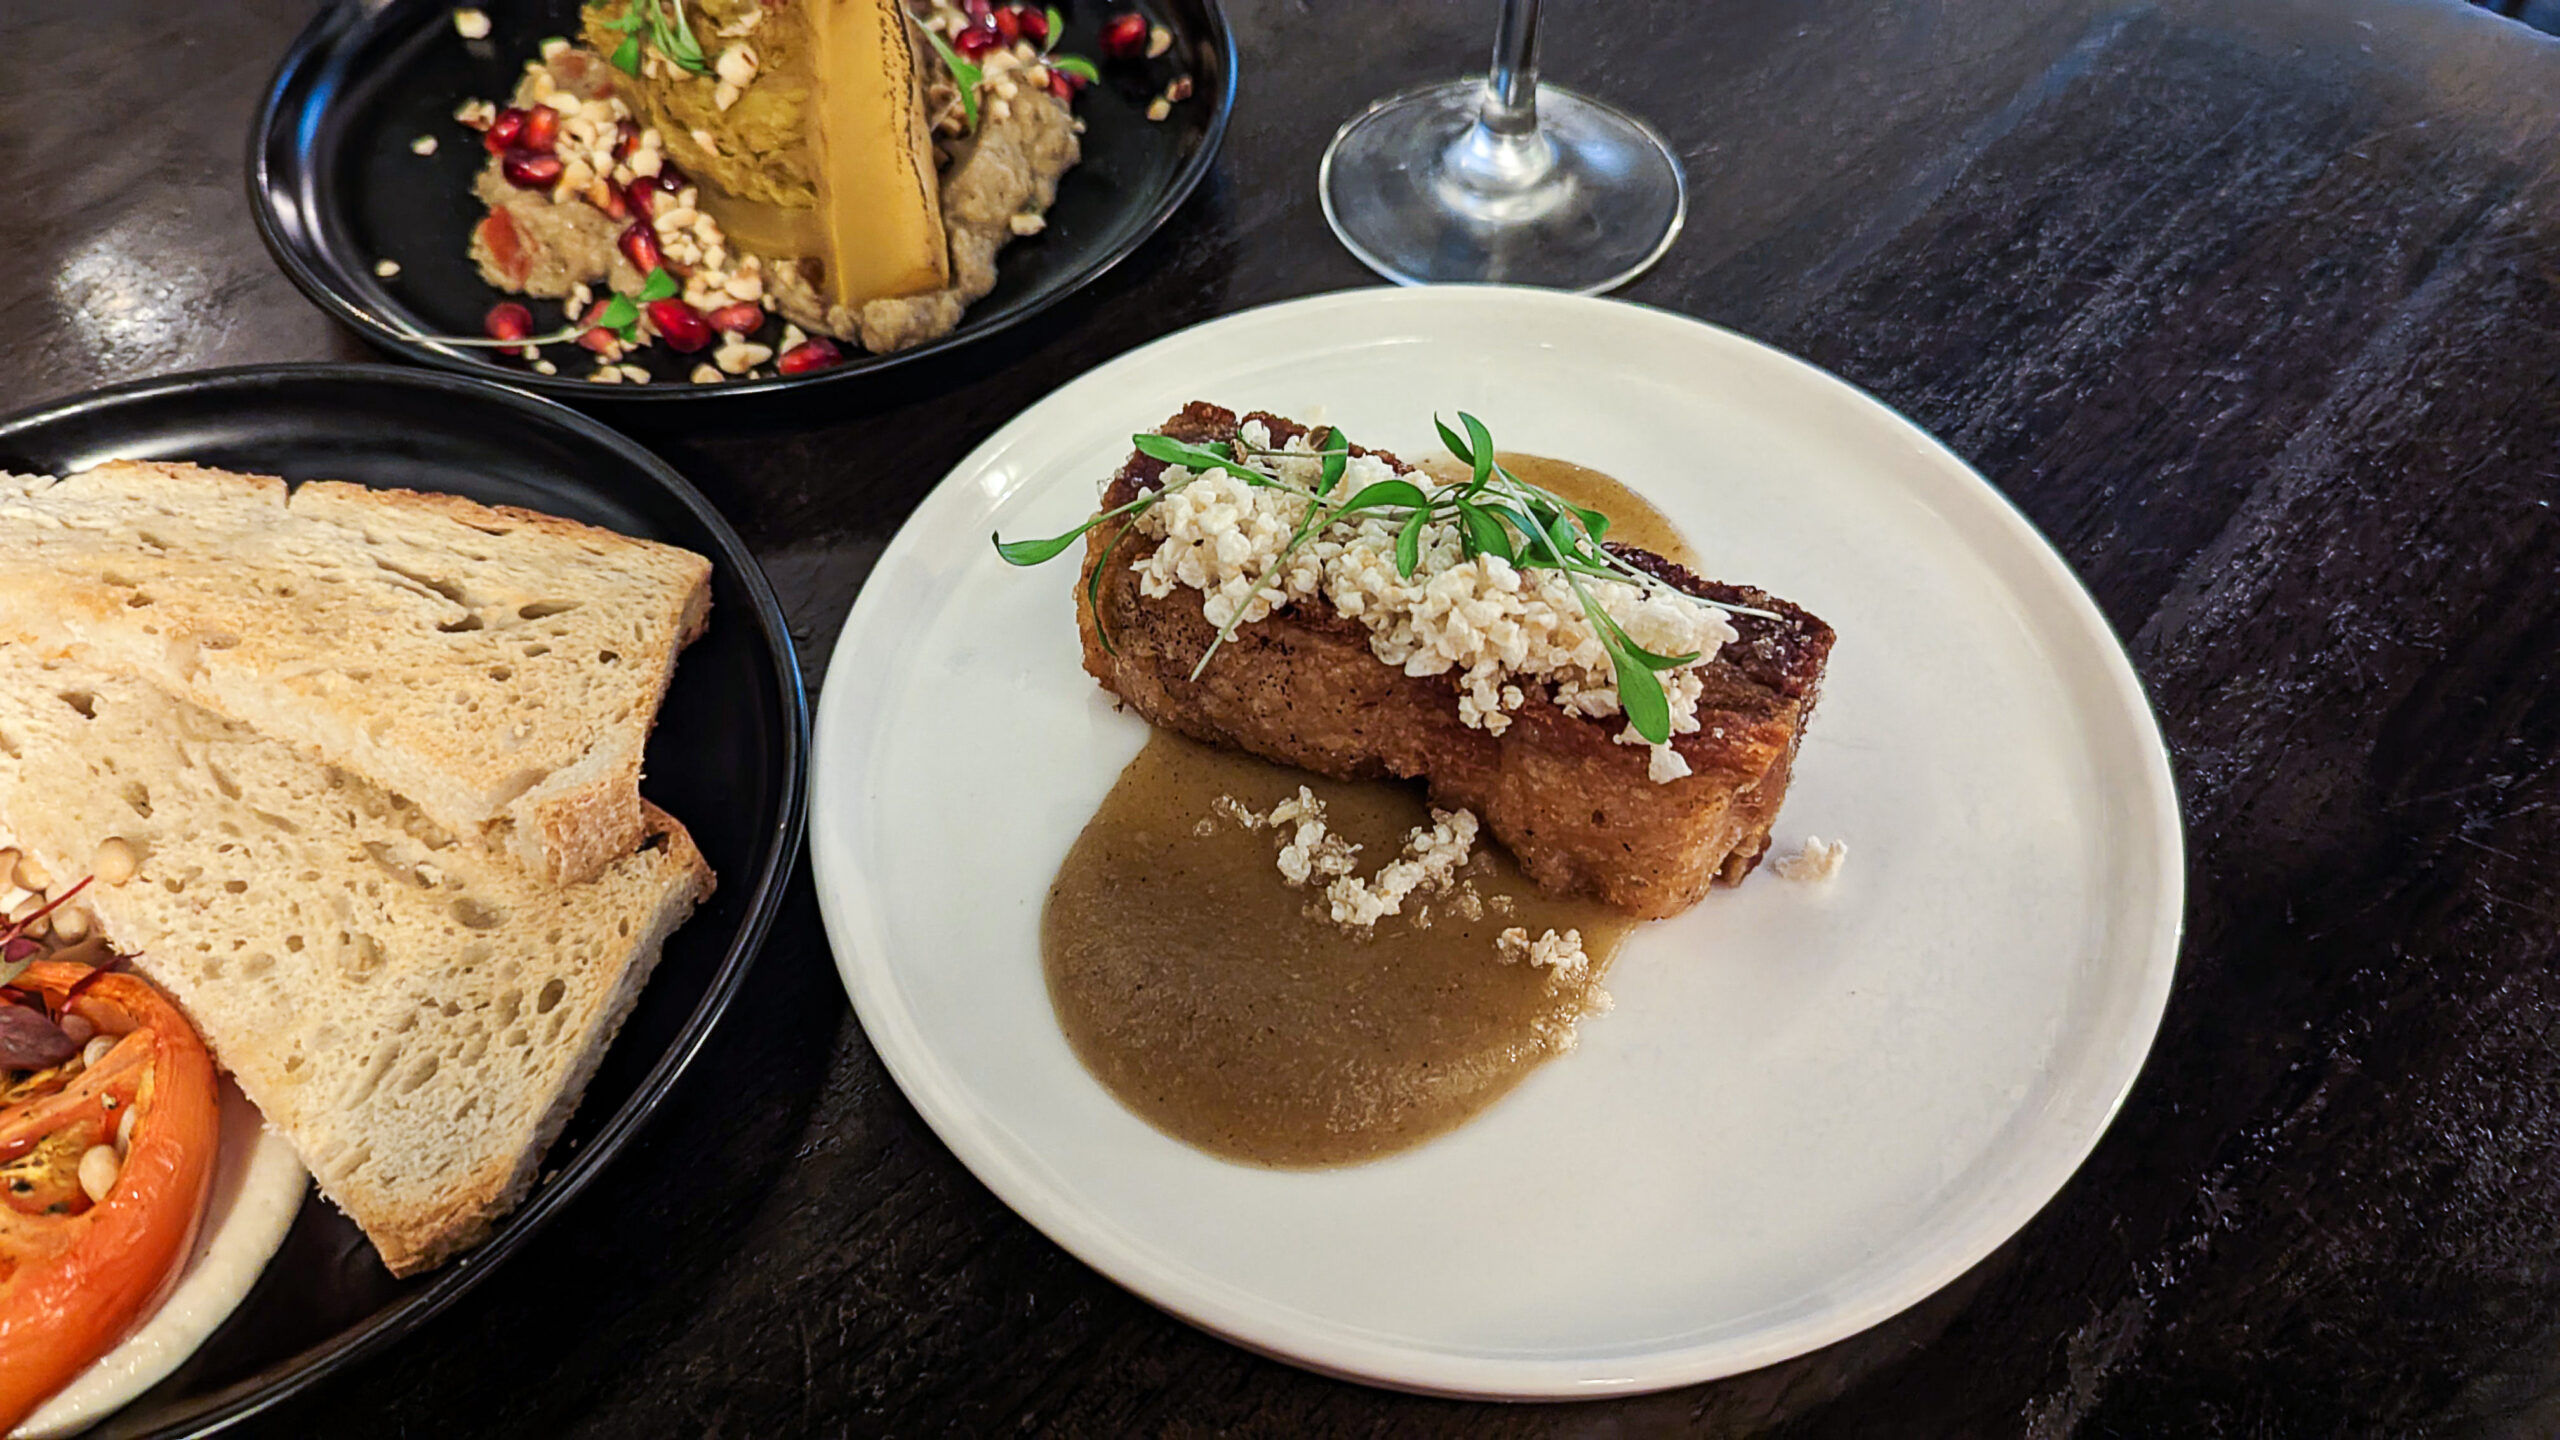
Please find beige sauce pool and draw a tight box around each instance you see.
[1043,455,1696,1167]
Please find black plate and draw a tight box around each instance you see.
[251,0,1236,401]
[0,365,808,1436]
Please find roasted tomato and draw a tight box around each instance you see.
[0,961,218,1429]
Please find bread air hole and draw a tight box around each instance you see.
[519,600,579,620]
[535,978,565,1014]
[438,613,485,633]
[57,691,95,719]
[121,781,151,818]
[452,897,504,930]
[373,558,468,605]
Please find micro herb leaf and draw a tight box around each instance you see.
[1131,432,1262,484]
[1576,504,1611,542]
[1044,7,1065,51]
[1334,478,1428,516]
[597,293,640,331]
[1319,435,1348,494]
[1435,416,1473,467]
[1458,501,1514,562]
[1051,53,1099,82]
[1459,412,1494,491]
[1394,505,1429,578]
[993,494,1152,566]
[638,267,679,302]
[1603,625,1674,744]
[610,34,643,73]
[918,22,983,131]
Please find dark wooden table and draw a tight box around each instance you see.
[8,0,2560,1432]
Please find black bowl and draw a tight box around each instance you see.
[0,364,808,1436]
[250,0,1236,402]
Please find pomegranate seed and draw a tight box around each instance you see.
[483,106,527,154]
[598,183,630,221]
[613,119,642,161]
[626,175,667,219]
[963,0,992,19]
[955,27,996,57]
[707,302,765,334]
[501,150,564,189]
[777,338,843,375]
[646,298,714,353]
[483,302,534,342]
[1048,71,1072,100]
[1018,5,1049,41]
[618,221,665,276]
[576,301,620,354]
[1100,12,1148,58]
[521,105,561,153]
[993,6,1020,41]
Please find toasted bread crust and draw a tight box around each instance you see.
[1078,404,1834,920]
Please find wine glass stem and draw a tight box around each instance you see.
[1483,0,1542,137]
[1445,0,1558,200]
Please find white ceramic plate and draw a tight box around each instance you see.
[809,286,2183,1398]
[17,1080,307,1438]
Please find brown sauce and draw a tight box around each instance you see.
[1044,734,1633,1167]
[1043,455,1696,1167]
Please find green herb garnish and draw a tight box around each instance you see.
[995,413,1780,743]
[916,22,983,132]
[597,0,711,77]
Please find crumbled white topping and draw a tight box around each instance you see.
[1496,926,1591,983]
[1773,835,1848,882]
[1216,789,1478,928]
[451,7,491,39]
[1324,806,1477,926]
[1132,421,1738,777]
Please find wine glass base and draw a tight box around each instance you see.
[1319,78,1687,294]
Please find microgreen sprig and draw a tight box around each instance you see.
[600,0,711,77]
[916,22,984,132]
[993,413,1771,744]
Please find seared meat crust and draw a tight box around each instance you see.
[1077,403,1834,920]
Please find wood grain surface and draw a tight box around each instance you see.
[5,0,2559,1433]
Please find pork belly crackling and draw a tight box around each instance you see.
[1075,404,1835,921]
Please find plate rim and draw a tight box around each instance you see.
[245,0,1240,404]
[808,284,2187,1399]
[0,361,812,1435]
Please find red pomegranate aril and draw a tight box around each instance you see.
[483,302,534,342]
[576,301,621,354]
[646,299,714,353]
[1018,4,1049,41]
[613,119,642,160]
[992,6,1020,41]
[955,26,997,57]
[963,0,993,19]
[1047,71,1073,100]
[707,302,765,334]
[598,183,630,221]
[777,337,843,375]
[483,106,528,154]
[618,221,666,276]
[521,104,561,153]
[501,150,564,189]
[1100,12,1148,58]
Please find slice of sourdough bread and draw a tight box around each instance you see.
[0,648,714,1276]
[0,462,712,886]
